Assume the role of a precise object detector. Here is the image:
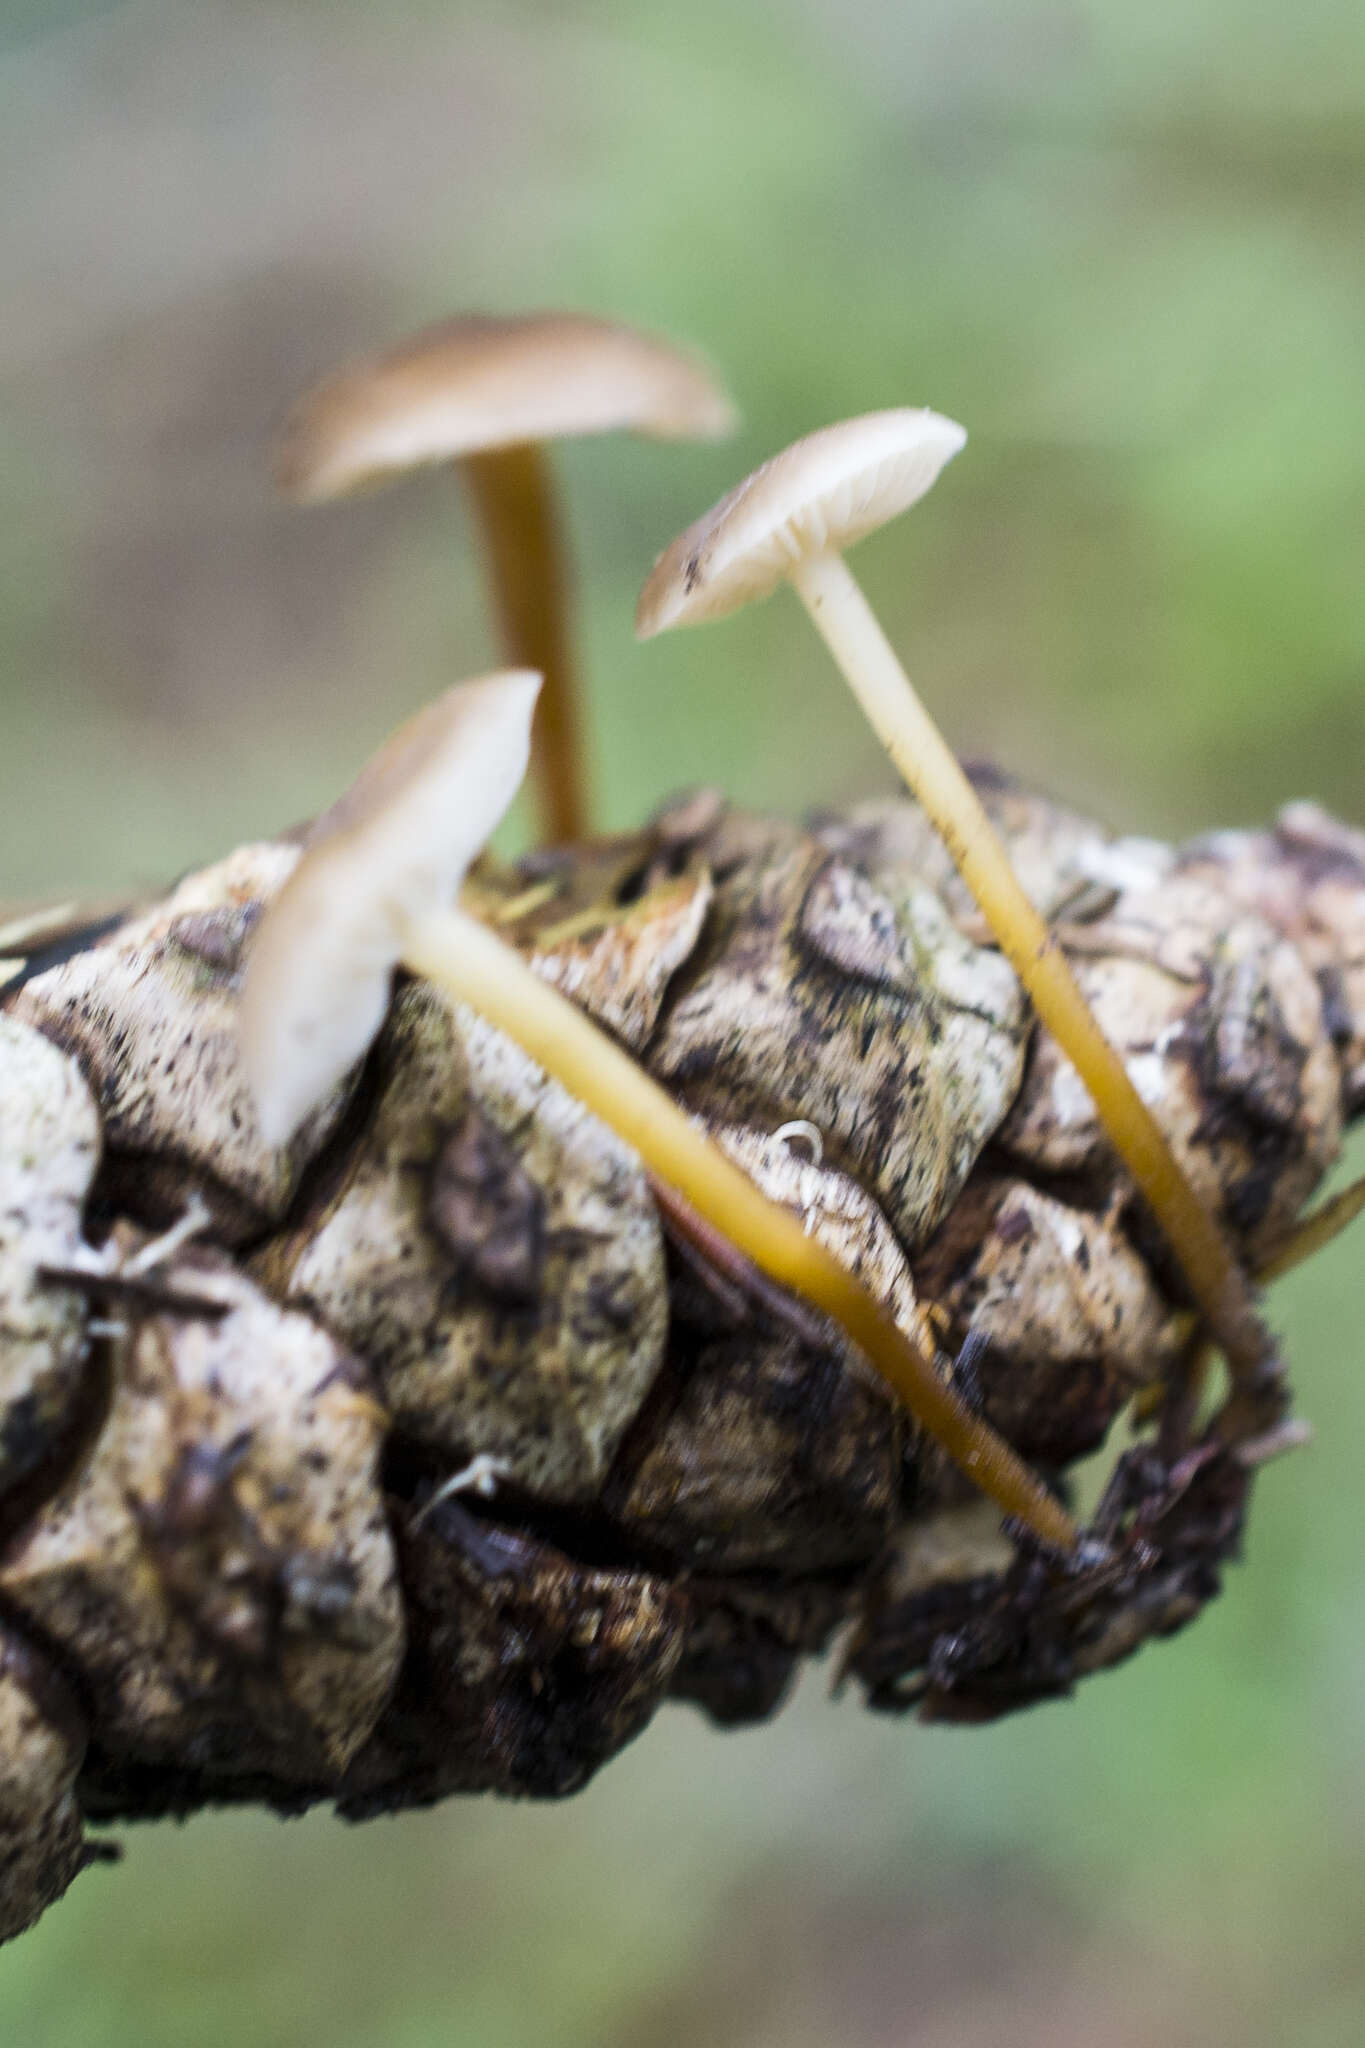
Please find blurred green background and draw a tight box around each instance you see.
[4,0,1365,2041]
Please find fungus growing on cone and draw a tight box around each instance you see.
[238,671,1076,1552]
[637,409,1278,1416]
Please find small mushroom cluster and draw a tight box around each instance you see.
[246,312,1289,1544]
[1,304,1358,1939]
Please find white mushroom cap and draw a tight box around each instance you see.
[239,670,540,1147]
[276,313,737,502]
[635,408,966,636]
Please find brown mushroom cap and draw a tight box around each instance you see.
[275,313,737,502]
[239,670,540,1146]
[635,408,966,636]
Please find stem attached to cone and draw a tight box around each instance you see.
[1147,1173,1365,1440]
[464,444,588,845]
[789,547,1273,1391]
[401,902,1077,1553]
[1257,1174,1365,1286]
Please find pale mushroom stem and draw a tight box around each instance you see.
[789,546,1273,1392]
[463,443,589,845]
[400,900,1077,1553]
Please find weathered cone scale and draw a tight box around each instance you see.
[0,772,1356,1940]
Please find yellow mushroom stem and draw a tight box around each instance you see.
[463,443,588,845]
[788,546,1272,1392]
[1256,1173,1365,1286]
[401,901,1077,1553]
[1139,1171,1365,1433]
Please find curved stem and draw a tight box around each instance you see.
[1257,1173,1365,1285]
[463,443,589,845]
[790,547,1273,1392]
[401,903,1077,1553]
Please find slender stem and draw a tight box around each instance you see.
[463,443,589,845]
[401,903,1077,1553]
[790,547,1272,1389]
[1133,1176,1348,1436]
[1257,1174,1365,1285]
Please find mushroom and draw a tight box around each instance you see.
[636,410,1275,1399]
[239,671,1076,1552]
[274,312,737,846]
